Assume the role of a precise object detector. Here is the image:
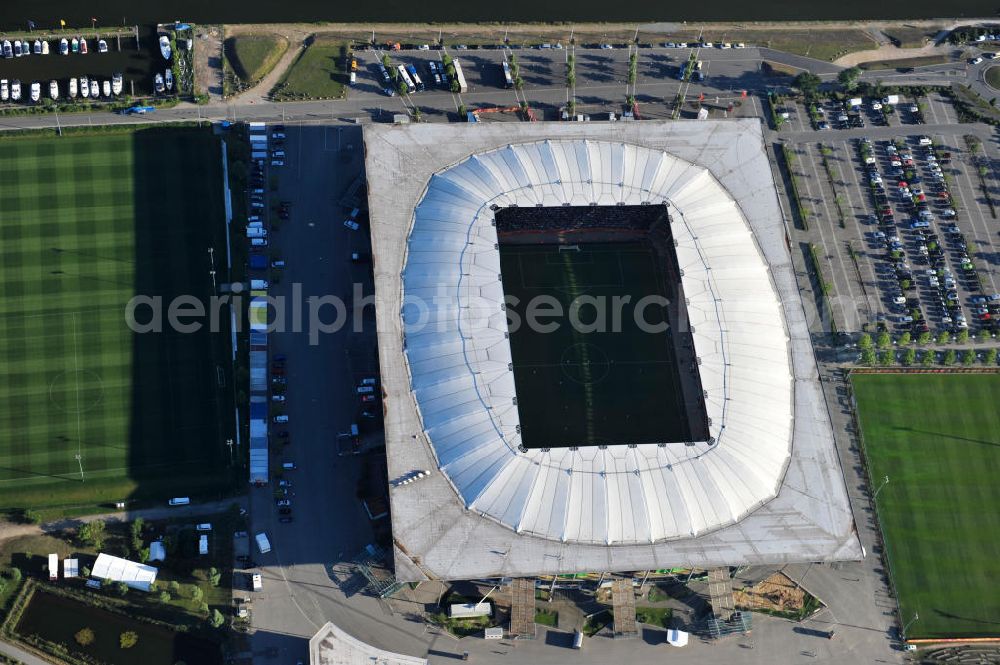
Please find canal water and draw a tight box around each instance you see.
[0,0,994,28]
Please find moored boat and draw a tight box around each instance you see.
[79,76,89,98]
[13,40,22,57]
[71,37,79,53]
[2,40,11,58]
[49,80,58,100]
[30,82,40,102]
[159,35,171,60]
[111,73,123,95]
[69,77,77,98]
[59,38,68,55]
[102,80,111,97]
[41,40,49,55]
[80,38,88,55]
[98,39,108,53]
[33,39,41,54]
[165,69,173,91]
[10,80,21,101]
[89,79,98,97]
[154,73,165,93]
[0,80,7,102]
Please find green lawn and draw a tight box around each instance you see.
[0,129,234,509]
[224,34,289,84]
[986,66,1000,91]
[270,37,347,101]
[853,373,1000,639]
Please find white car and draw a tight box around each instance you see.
[271,160,284,167]
[344,219,359,230]
[918,136,933,146]
[272,395,286,402]
[971,56,984,65]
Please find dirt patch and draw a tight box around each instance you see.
[194,25,224,100]
[734,572,811,614]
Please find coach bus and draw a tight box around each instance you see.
[501,60,513,88]
[396,64,416,93]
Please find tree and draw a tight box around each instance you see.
[197,601,210,615]
[902,348,916,366]
[397,80,408,96]
[962,349,976,366]
[120,631,138,649]
[877,350,893,365]
[858,332,873,350]
[159,591,172,603]
[838,67,862,92]
[956,328,969,344]
[978,328,991,342]
[138,547,150,564]
[876,332,891,350]
[169,581,181,594]
[794,71,822,96]
[78,521,106,549]
[937,331,951,345]
[984,348,998,365]
[209,567,222,587]
[898,332,911,346]
[921,350,935,366]
[8,567,21,584]
[917,331,931,345]
[208,609,225,628]
[942,349,957,365]
[82,566,91,578]
[115,582,129,596]
[75,628,95,646]
[449,78,461,93]
[860,348,877,366]
[381,53,391,69]
[190,585,204,602]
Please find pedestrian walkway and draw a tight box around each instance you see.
[611,577,638,639]
[510,578,536,638]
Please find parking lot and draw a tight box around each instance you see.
[782,111,1000,340]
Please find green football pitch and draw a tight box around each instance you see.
[0,129,234,508]
[853,373,1000,639]
[500,241,696,448]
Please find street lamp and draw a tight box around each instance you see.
[873,475,890,500]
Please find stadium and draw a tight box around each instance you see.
[365,120,861,581]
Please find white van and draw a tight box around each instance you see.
[168,497,190,506]
[274,414,289,424]
[247,221,264,229]
[250,279,269,290]
[255,532,271,554]
[350,72,357,85]
[198,534,209,555]
[251,238,269,247]
[246,227,267,239]
[282,462,297,470]
[196,523,212,531]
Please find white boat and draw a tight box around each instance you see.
[71,37,79,53]
[89,79,99,97]
[159,35,171,60]
[2,40,11,58]
[111,73,123,95]
[0,80,7,101]
[69,77,77,98]
[59,38,68,55]
[79,76,89,98]
[41,40,49,55]
[98,39,108,54]
[102,80,111,97]
[154,73,165,93]
[165,69,173,91]
[10,80,21,101]
[49,80,59,100]
[33,39,41,54]
[80,38,88,55]
[30,82,40,102]
[13,40,22,57]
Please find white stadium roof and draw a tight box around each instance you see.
[402,139,790,544]
[366,120,861,580]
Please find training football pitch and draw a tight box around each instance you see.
[0,129,234,508]
[500,241,698,448]
[852,372,1000,639]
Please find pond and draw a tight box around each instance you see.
[16,590,221,665]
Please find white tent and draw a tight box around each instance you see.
[91,553,157,592]
[667,628,689,647]
[148,541,166,562]
[400,139,793,545]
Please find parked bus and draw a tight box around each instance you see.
[501,60,513,88]
[452,59,468,93]
[396,64,416,93]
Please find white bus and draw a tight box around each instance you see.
[501,60,513,88]
[396,64,416,93]
[453,59,468,93]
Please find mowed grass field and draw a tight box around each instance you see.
[0,129,234,509]
[853,373,1000,639]
[500,241,689,448]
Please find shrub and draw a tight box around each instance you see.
[115,582,129,596]
[209,608,225,628]
[75,628,95,646]
[78,521,107,549]
[120,631,138,649]
[159,591,172,603]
